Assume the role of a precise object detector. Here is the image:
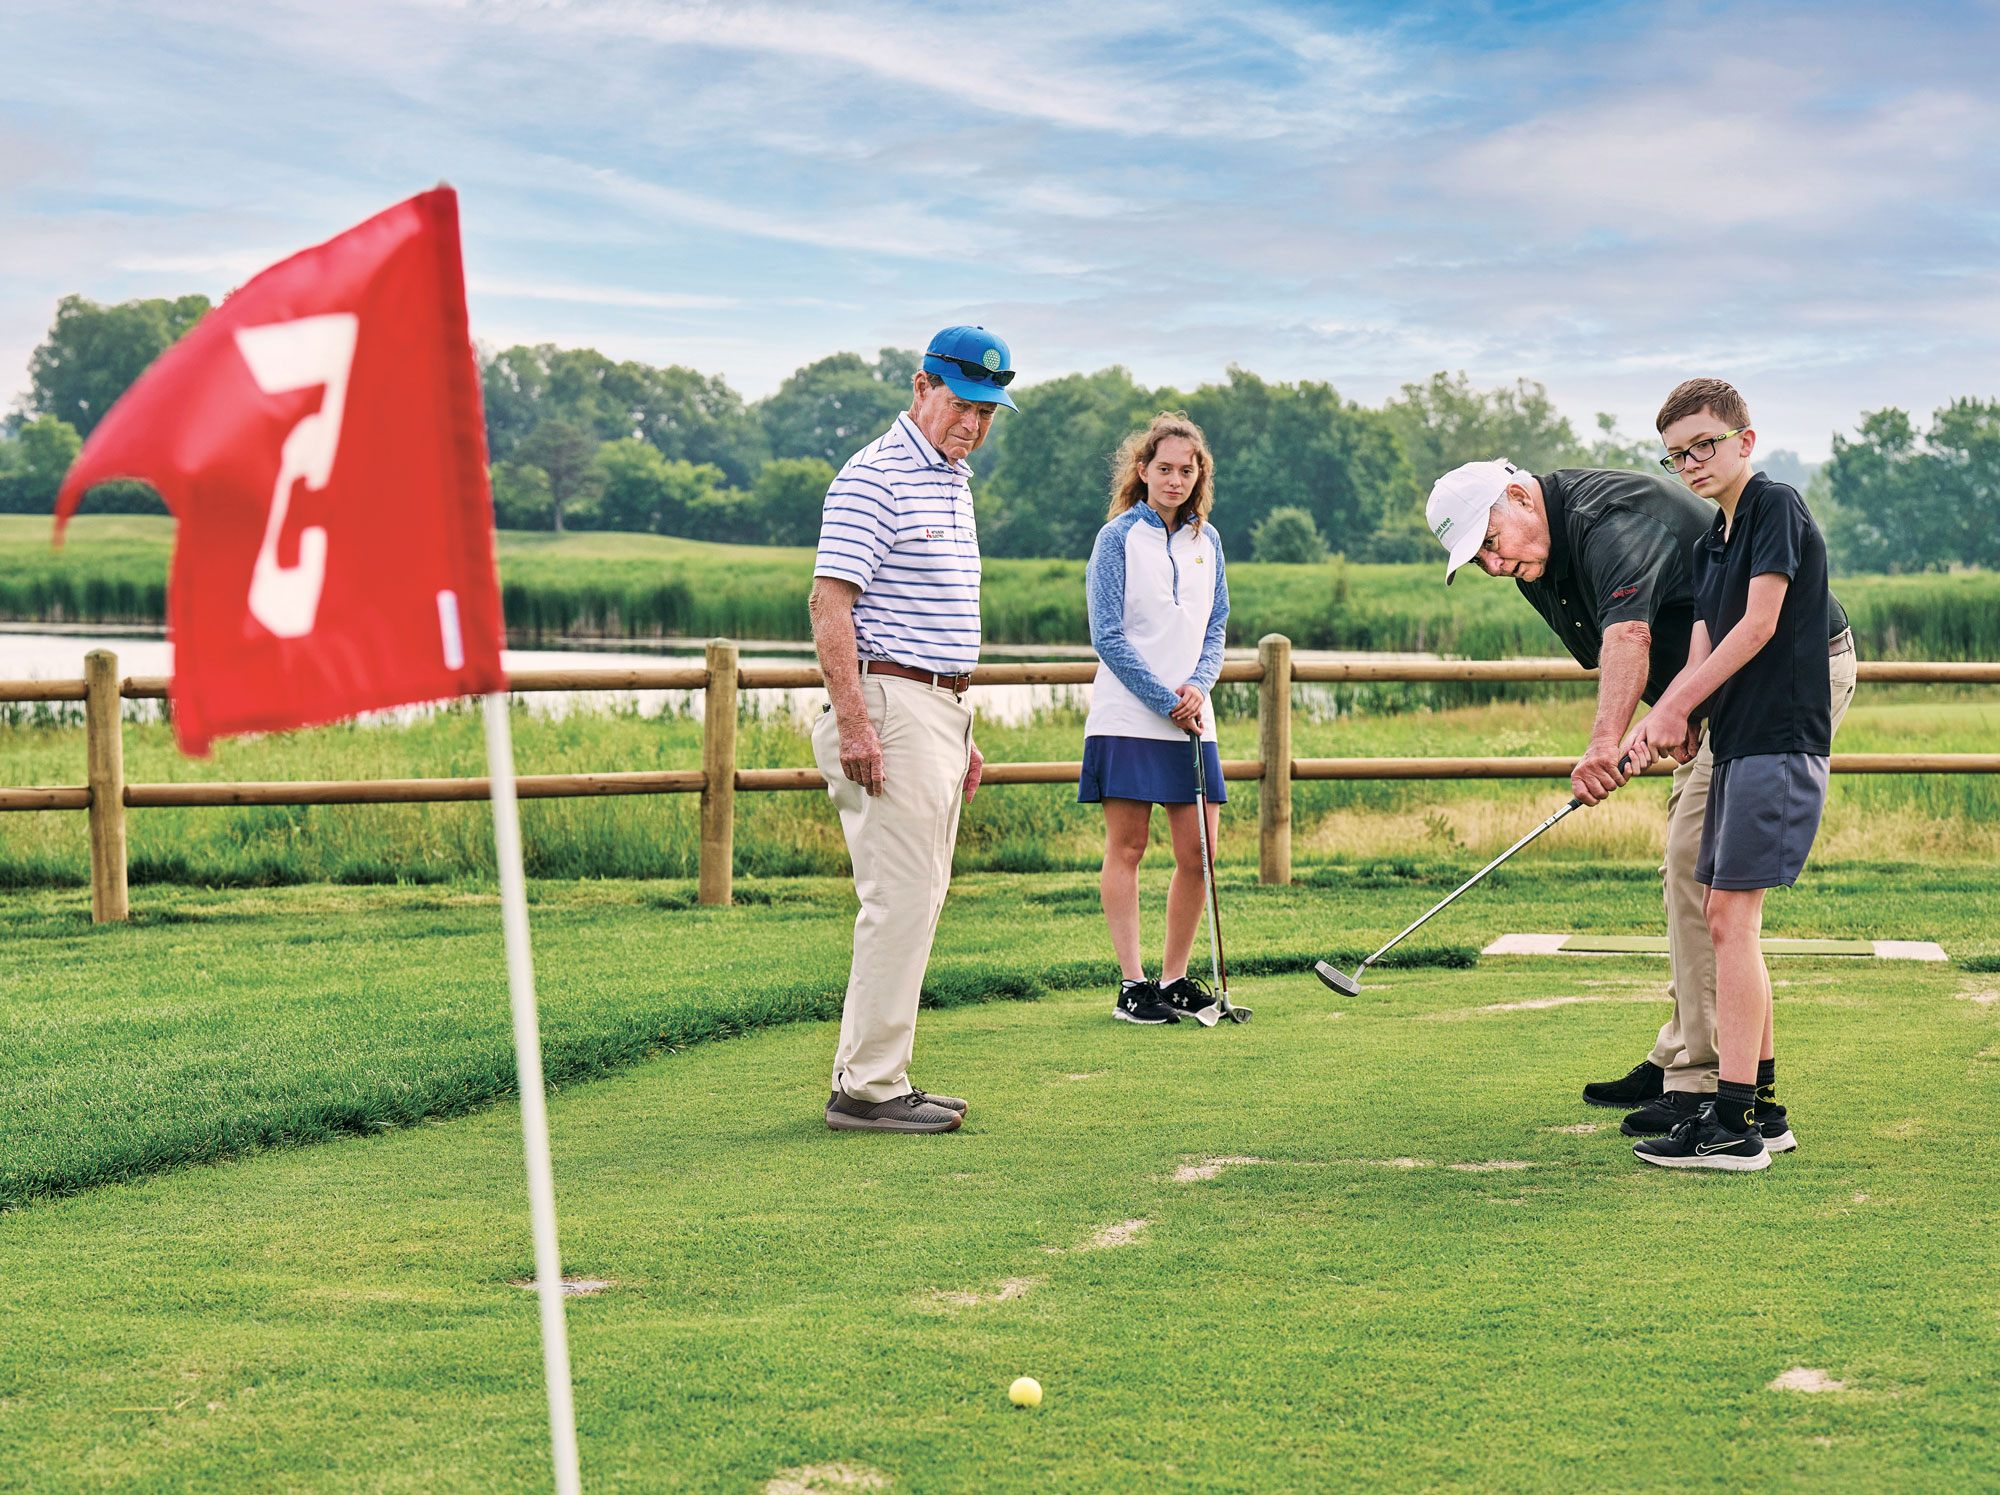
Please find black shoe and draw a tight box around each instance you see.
[1114,981,1179,1025]
[1621,1090,1709,1137]
[1756,1100,1796,1154]
[1583,1060,1664,1109]
[1156,975,1222,1026]
[1632,1105,1769,1171]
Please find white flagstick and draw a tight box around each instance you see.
[482,691,582,1495]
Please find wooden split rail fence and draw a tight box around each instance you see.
[5,637,1998,923]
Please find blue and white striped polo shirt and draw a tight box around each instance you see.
[813,412,982,675]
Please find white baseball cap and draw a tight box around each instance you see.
[1428,459,1522,585]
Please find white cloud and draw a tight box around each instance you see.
[466,275,736,310]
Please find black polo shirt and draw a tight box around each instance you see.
[1515,469,1716,704]
[1693,474,1836,762]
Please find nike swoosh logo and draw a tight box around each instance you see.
[1696,1138,1751,1154]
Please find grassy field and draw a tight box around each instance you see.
[2,870,1996,1492]
[0,691,1995,890]
[12,515,2000,658]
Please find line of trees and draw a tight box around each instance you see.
[5,292,1994,572]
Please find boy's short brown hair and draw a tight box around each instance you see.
[1656,377,1750,435]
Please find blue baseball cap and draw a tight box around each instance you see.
[922,325,1017,411]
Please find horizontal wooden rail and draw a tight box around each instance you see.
[123,770,706,808]
[1290,659,1595,683]
[8,752,1992,817]
[68,658,2000,704]
[0,786,91,810]
[0,679,87,702]
[1293,753,2000,780]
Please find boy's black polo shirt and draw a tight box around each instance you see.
[1514,468,1716,704]
[1694,473,1835,762]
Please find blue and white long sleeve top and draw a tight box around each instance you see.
[1083,504,1229,744]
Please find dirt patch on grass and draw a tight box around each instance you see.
[927,1277,1039,1311]
[1081,1218,1149,1250]
[1957,982,1999,1007]
[1768,1367,1848,1393]
[508,1277,613,1296]
[1171,1156,1270,1182]
[1545,1122,1607,1134]
[766,1463,890,1494]
[1448,1160,1536,1172]
[1475,994,1668,1013]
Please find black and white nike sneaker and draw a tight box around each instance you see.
[1755,1100,1797,1154]
[1114,980,1179,1025]
[1156,975,1222,1026]
[1632,1105,1769,1172]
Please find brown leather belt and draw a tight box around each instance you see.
[863,659,972,696]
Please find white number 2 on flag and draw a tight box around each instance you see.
[233,314,359,639]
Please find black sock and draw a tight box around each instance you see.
[1715,1080,1758,1134]
[1756,1057,1778,1108]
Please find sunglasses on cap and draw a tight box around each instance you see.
[925,352,1016,388]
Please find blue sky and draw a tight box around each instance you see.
[3,0,1995,459]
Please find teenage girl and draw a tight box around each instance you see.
[1079,412,1229,1025]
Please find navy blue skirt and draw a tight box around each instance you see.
[1078,734,1227,805]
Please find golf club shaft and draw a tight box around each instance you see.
[1357,795,1583,972]
[1189,731,1227,995]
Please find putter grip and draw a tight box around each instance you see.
[1566,753,1637,810]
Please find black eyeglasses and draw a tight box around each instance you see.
[1660,428,1746,472]
[926,353,1015,388]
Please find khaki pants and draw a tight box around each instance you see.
[1650,636,1858,1092]
[812,675,973,1103]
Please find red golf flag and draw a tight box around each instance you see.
[54,187,506,755]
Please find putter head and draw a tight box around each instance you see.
[1313,961,1363,997]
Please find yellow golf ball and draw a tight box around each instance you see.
[1008,1376,1042,1408]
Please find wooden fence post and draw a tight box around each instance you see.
[699,638,738,905]
[84,649,130,923]
[1257,633,1292,886]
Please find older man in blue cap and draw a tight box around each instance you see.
[808,326,1017,1133]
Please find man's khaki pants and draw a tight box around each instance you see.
[1650,636,1858,1093]
[813,674,973,1103]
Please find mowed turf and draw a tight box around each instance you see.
[2,966,1996,1492]
[5,864,1994,1206]
[2,873,1998,1492]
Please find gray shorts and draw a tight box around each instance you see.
[1697,752,1830,891]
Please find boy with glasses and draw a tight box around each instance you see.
[1621,378,1852,1170]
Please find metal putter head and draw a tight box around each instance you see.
[1313,961,1363,997]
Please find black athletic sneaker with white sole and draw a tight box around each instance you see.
[1755,1101,1796,1153]
[1156,975,1221,1026]
[1621,1089,1709,1137]
[1632,1106,1769,1172]
[1114,980,1179,1025]
[1583,1059,1664,1108]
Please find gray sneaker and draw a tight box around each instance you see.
[829,1087,968,1117]
[825,1089,963,1133]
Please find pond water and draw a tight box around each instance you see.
[0,631,1454,727]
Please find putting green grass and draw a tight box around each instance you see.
[4,956,1997,1493]
[7,864,1993,1208]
